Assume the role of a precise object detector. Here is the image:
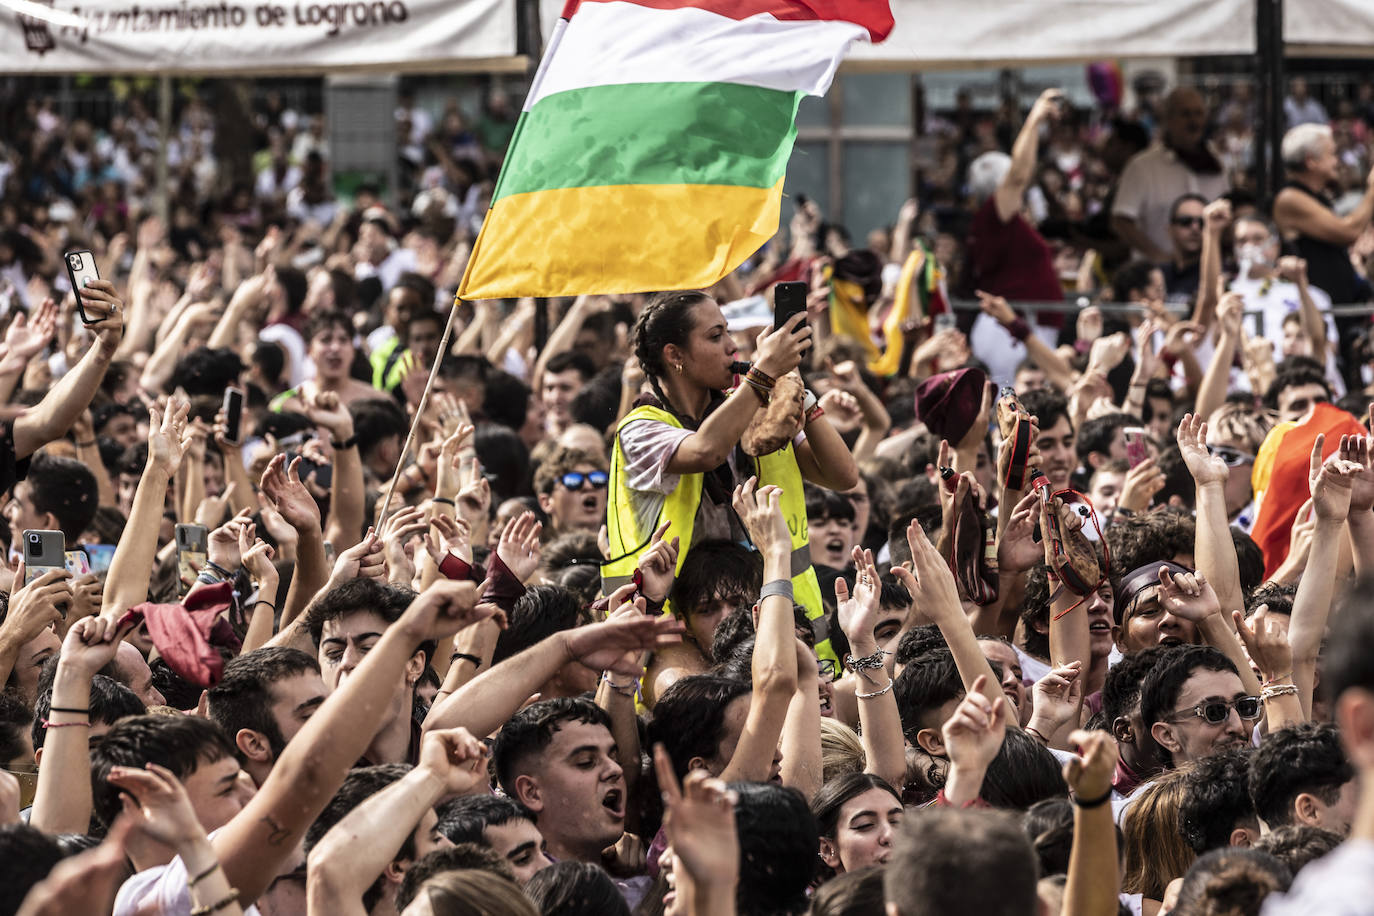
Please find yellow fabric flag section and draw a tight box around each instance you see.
[459,178,785,300]
[869,246,925,377]
[826,267,879,363]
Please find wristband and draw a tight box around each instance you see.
[49,706,89,715]
[451,652,482,669]
[1024,726,1049,745]
[1071,788,1112,809]
[190,889,240,916]
[331,433,358,450]
[76,440,97,448]
[432,497,456,507]
[805,404,825,424]
[42,718,91,729]
[1005,316,1031,342]
[205,561,234,579]
[802,389,819,413]
[759,579,794,602]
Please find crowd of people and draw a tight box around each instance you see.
[1,65,1374,916]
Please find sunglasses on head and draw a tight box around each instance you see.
[1207,445,1255,467]
[1172,216,1204,228]
[1170,695,1262,725]
[560,471,608,491]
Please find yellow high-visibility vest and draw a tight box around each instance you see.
[603,404,835,664]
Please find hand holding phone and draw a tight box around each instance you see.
[176,524,209,583]
[1123,427,1150,469]
[772,281,811,363]
[24,530,66,586]
[64,250,100,324]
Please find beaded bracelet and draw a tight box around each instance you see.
[602,673,639,699]
[1261,684,1300,701]
[190,889,240,916]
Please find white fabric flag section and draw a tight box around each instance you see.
[538,0,1255,68]
[2,0,514,73]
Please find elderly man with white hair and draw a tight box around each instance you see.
[1111,87,1229,261]
[963,88,1069,387]
[1274,122,1374,307]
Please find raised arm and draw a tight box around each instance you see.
[303,391,364,553]
[1061,731,1121,916]
[893,519,1014,726]
[1192,199,1231,329]
[939,679,1007,806]
[1178,415,1245,614]
[719,479,800,783]
[14,282,124,460]
[1344,429,1374,580]
[1274,173,1374,248]
[834,547,906,789]
[1290,438,1363,717]
[1195,293,1244,423]
[260,455,327,632]
[978,292,1079,393]
[213,579,495,904]
[306,728,487,916]
[995,89,1062,223]
[30,614,122,835]
[102,397,194,622]
[424,610,682,739]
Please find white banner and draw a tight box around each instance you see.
[4,0,516,74]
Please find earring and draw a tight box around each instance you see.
[675,363,683,373]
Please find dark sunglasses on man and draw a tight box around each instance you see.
[560,471,609,491]
[1207,445,1255,467]
[1168,695,1262,725]
[1172,216,1204,228]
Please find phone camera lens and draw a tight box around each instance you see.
[28,534,38,544]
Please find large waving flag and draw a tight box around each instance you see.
[458,0,894,299]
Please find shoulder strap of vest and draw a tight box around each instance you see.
[616,404,682,434]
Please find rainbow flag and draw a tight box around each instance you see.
[1250,402,1366,577]
[458,0,894,299]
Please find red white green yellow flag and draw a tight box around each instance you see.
[458,0,894,299]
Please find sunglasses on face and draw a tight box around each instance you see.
[1207,445,1255,467]
[1170,695,1262,725]
[559,471,608,491]
[1172,216,1205,228]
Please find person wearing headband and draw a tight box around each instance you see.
[1113,561,1205,654]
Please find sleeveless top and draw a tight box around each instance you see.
[1281,180,1361,304]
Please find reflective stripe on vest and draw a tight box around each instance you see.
[602,404,835,665]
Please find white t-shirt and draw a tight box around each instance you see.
[115,850,263,916]
[1112,144,1230,257]
[1262,840,1374,915]
[1229,272,1344,396]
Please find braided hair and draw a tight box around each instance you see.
[630,290,749,502]
[631,290,712,420]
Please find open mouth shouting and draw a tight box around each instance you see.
[601,786,625,821]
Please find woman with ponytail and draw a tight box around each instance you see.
[604,290,858,682]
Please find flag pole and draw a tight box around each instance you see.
[377,293,464,529]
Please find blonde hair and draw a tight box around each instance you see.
[1205,402,1276,454]
[820,718,866,784]
[1122,766,1197,899]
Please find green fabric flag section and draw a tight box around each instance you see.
[493,80,803,203]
